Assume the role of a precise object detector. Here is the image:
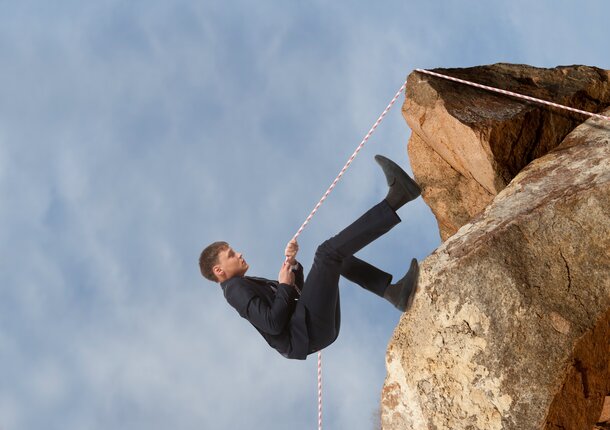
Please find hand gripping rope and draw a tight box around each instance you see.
[291,68,609,430]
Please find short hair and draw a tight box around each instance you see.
[199,241,229,282]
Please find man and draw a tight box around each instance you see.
[199,155,421,360]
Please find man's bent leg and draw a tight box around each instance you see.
[341,255,392,298]
[321,199,400,259]
[298,247,342,352]
[299,200,400,352]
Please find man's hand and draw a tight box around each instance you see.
[278,261,295,285]
[284,239,299,265]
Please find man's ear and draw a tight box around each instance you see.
[213,265,224,279]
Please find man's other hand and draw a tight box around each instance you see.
[278,261,295,285]
[284,239,299,265]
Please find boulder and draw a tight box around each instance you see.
[404,64,610,241]
[381,68,610,429]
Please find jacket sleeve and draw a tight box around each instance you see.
[292,262,304,292]
[224,280,299,336]
[244,283,299,335]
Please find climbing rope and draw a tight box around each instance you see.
[292,82,408,242]
[290,81,407,430]
[293,68,608,430]
[415,68,610,122]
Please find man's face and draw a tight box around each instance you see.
[215,246,249,281]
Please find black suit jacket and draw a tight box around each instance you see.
[221,263,308,359]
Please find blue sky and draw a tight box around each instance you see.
[1,1,609,429]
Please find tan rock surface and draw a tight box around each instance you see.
[381,109,610,429]
[600,396,610,422]
[404,63,610,240]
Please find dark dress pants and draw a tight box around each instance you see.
[297,199,400,353]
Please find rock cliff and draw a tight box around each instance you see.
[382,64,610,430]
[404,64,610,241]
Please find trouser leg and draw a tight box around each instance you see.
[340,256,392,298]
[319,199,401,259]
[299,200,400,352]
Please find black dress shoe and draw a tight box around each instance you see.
[375,154,421,210]
[383,258,420,312]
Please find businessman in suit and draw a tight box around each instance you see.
[199,155,421,360]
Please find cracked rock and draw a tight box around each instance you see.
[404,63,610,241]
[382,64,610,430]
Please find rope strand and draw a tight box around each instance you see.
[317,352,322,430]
[292,81,408,242]
[415,68,610,122]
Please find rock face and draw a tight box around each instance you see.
[381,64,610,430]
[404,64,610,241]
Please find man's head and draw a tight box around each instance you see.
[199,241,249,283]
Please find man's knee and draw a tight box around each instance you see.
[315,239,342,262]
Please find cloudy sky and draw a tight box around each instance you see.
[1,1,609,429]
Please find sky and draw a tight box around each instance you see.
[1,1,609,429]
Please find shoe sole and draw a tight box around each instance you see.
[374,155,421,200]
[400,258,420,312]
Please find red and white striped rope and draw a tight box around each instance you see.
[290,81,407,430]
[292,81,408,242]
[415,68,610,122]
[317,353,322,430]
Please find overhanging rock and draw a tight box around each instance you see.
[382,64,610,430]
[404,64,610,241]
